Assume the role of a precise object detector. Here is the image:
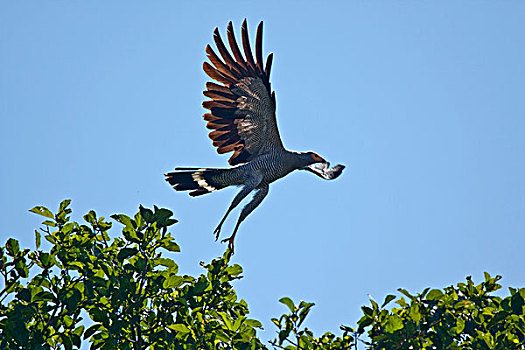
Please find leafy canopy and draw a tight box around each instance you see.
[0,200,523,349]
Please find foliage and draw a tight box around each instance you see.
[0,200,264,350]
[0,200,524,349]
[269,297,354,349]
[355,273,525,349]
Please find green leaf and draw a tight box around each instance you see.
[90,308,107,323]
[83,210,97,225]
[6,238,20,256]
[278,329,290,344]
[361,306,373,317]
[169,323,190,334]
[511,292,524,314]
[384,315,404,333]
[111,214,134,228]
[453,317,465,334]
[67,261,85,270]
[215,330,230,342]
[279,297,295,312]
[153,206,177,227]
[218,312,234,331]
[244,319,263,329]
[139,205,154,223]
[163,275,183,289]
[83,324,101,339]
[426,289,444,300]
[298,302,314,327]
[162,241,180,252]
[44,235,57,244]
[340,325,354,332]
[63,315,74,328]
[60,333,73,350]
[17,288,31,302]
[62,222,75,234]
[155,257,177,268]
[29,205,54,219]
[15,258,29,277]
[381,294,396,308]
[225,264,243,276]
[35,230,41,249]
[192,277,209,295]
[271,317,281,328]
[397,288,414,300]
[59,199,72,211]
[39,252,53,268]
[34,291,55,302]
[42,220,56,227]
[73,325,85,337]
[117,248,138,260]
[409,304,421,323]
[396,297,408,307]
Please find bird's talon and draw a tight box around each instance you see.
[220,236,235,254]
[214,227,221,241]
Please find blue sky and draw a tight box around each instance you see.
[1,1,524,343]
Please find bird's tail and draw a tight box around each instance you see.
[164,167,230,197]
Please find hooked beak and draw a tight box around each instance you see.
[304,161,330,171]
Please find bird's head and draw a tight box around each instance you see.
[307,152,326,164]
[292,152,327,167]
[294,151,328,169]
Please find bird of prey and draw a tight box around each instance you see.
[165,20,344,252]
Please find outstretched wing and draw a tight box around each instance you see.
[202,19,284,166]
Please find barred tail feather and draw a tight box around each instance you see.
[165,168,228,197]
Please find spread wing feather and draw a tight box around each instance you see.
[203,19,283,166]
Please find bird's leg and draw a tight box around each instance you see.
[213,177,261,240]
[221,185,269,253]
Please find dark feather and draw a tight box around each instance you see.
[255,22,264,73]
[210,131,238,142]
[190,188,211,197]
[165,172,199,190]
[213,28,242,76]
[206,82,231,94]
[211,107,238,119]
[265,53,273,82]
[215,136,241,148]
[205,45,239,80]
[217,142,240,153]
[241,19,257,73]
[202,100,236,110]
[203,62,235,85]
[203,90,236,102]
[208,130,229,139]
[213,124,232,132]
[206,120,233,129]
[201,19,281,166]
[203,113,222,122]
[227,21,249,73]
[230,148,251,166]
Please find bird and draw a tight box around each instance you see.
[165,19,345,253]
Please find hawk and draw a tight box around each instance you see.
[166,20,344,252]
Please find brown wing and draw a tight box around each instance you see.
[202,19,284,166]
